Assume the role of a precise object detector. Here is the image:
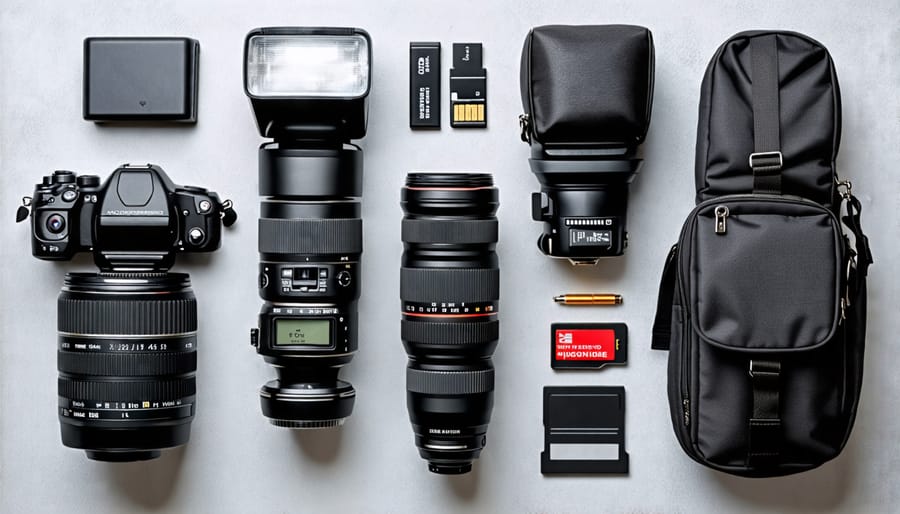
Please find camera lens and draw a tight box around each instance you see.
[400,172,499,474]
[46,214,66,234]
[57,273,197,461]
[254,145,362,428]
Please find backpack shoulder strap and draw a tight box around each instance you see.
[750,35,783,194]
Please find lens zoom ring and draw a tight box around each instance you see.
[400,268,499,304]
[259,218,362,255]
[58,297,197,335]
[402,219,498,244]
[58,377,196,401]
[406,368,495,395]
[401,320,499,346]
[58,351,197,377]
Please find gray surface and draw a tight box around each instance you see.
[1,1,898,512]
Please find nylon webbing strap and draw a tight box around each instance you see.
[750,35,783,194]
[748,359,782,466]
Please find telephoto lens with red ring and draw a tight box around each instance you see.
[400,173,499,475]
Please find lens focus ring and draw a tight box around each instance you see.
[402,218,497,244]
[259,218,362,255]
[58,297,197,335]
[401,319,499,346]
[58,377,197,402]
[406,367,495,395]
[58,350,197,377]
[400,268,499,304]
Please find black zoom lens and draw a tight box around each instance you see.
[400,173,499,474]
[57,273,197,461]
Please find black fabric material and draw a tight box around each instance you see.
[749,35,783,194]
[654,30,869,478]
[520,25,654,145]
[690,200,840,351]
[651,245,678,350]
[748,360,782,465]
[694,31,840,208]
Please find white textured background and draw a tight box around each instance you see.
[1,1,898,513]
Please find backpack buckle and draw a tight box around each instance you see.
[749,151,783,173]
[749,359,781,378]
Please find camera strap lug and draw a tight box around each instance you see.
[220,199,237,227]
[15,196,32,223]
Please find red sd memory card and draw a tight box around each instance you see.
[551,323,627,370]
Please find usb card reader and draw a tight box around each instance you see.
[450,43,487,128]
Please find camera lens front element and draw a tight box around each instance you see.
[46,214,66,234]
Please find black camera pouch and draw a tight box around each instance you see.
[519,25,655,263]
[520,25,654,147]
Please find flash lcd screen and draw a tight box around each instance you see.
[275,319,331,346]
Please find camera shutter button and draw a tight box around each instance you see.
[198,200,212,213]
[62,190,77,202]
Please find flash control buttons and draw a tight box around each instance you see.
[337,270,352,287]
[188,227,205,245]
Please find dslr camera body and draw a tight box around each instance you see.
[17,163,234,462]
[519,25,655,265]
[24,164,232,270]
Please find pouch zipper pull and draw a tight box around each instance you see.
[682,398,691,426]
[519,114,531,143]
[714,205,729,234]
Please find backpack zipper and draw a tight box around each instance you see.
[714,205,729,234]
[519,114,531,143]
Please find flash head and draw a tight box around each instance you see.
[243,27,371,141]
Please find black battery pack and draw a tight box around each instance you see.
[84,37,200,122]
[409,42,441,129]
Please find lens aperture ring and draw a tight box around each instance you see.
[401,319,499,346]
[58,351,197,377]
[259,218,362,255]
[402,219,498,244]
[58,297,197,335]
[58,377,196,402]
[406,368,495,395]
[400,268,499,304]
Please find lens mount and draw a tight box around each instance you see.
[260,378,355,429]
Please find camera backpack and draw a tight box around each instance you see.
[651,31,872,477]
